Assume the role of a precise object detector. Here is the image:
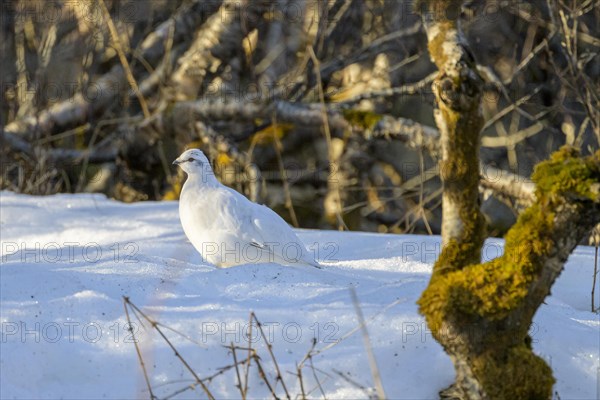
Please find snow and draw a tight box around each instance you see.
[1,191,598,399]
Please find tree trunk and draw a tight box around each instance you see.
[419,0,486,274]
[415,1,600,398]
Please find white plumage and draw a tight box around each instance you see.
[173,149,321,268]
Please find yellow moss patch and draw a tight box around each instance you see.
[427,20,455,68]
[185,140,204,150]
[472,345,554,399]
[250,123,293,145]
[421,147,599,326]
[418,146,600,398]
[533,146,600,202]
[342,109,382,130]
[215,152,234,169]
[162,177,183,200]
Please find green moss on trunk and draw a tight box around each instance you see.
[434,102,485,275]
[419,147,600,399]
[471,345,554,399]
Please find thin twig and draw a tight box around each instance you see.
[272,114,300,227]
[155,321,207,348]
[243,312,253,397]
[301,21,423,100]
[503,32,556,85]
[307,354,328,399]
[34,124,91,145]
[98,0,150,118]
[306,45,348,231]
[296,362,307,400]
[122,297,156,400]
[127,301,148,331]
[75,117,139,192]
[252,351,280,399]
[349,288,385,400]
[482,86,543,130]
[592,244,598,312]
[300,297,405,364]
[323,0,353,39]
[304,338,327,400]
[229,343,246,399]
[251,312,291,399]
[124,298,215,400]
[161,354,253,400]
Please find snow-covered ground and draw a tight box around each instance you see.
[1,191,598,399]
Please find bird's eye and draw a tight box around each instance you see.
[188,158,194,162]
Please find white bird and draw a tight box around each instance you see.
[173,149,321,268]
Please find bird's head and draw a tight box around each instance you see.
[173,149,212,176]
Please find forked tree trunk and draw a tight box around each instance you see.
[415,1,600,398]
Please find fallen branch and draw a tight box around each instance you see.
[370,116,536,204]
[4,0,219,140]
[334,72,436,106]
[2,130,117,164]
[170,99,350,131]
[168,0,271,101]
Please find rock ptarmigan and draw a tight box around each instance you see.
[173,149,321,268]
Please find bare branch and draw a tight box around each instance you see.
[3,130,117,164]
[168,0,271,101]
[171,100,350,131]
[370,115,440,155]
[99,0,150,118]
[479,165,535,204]
[481,122,544,148]
[334,72,436,106]
[4,0,219,139]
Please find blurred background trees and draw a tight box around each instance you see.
[2,0,598,236]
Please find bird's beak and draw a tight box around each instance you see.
[172,159,181,165]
